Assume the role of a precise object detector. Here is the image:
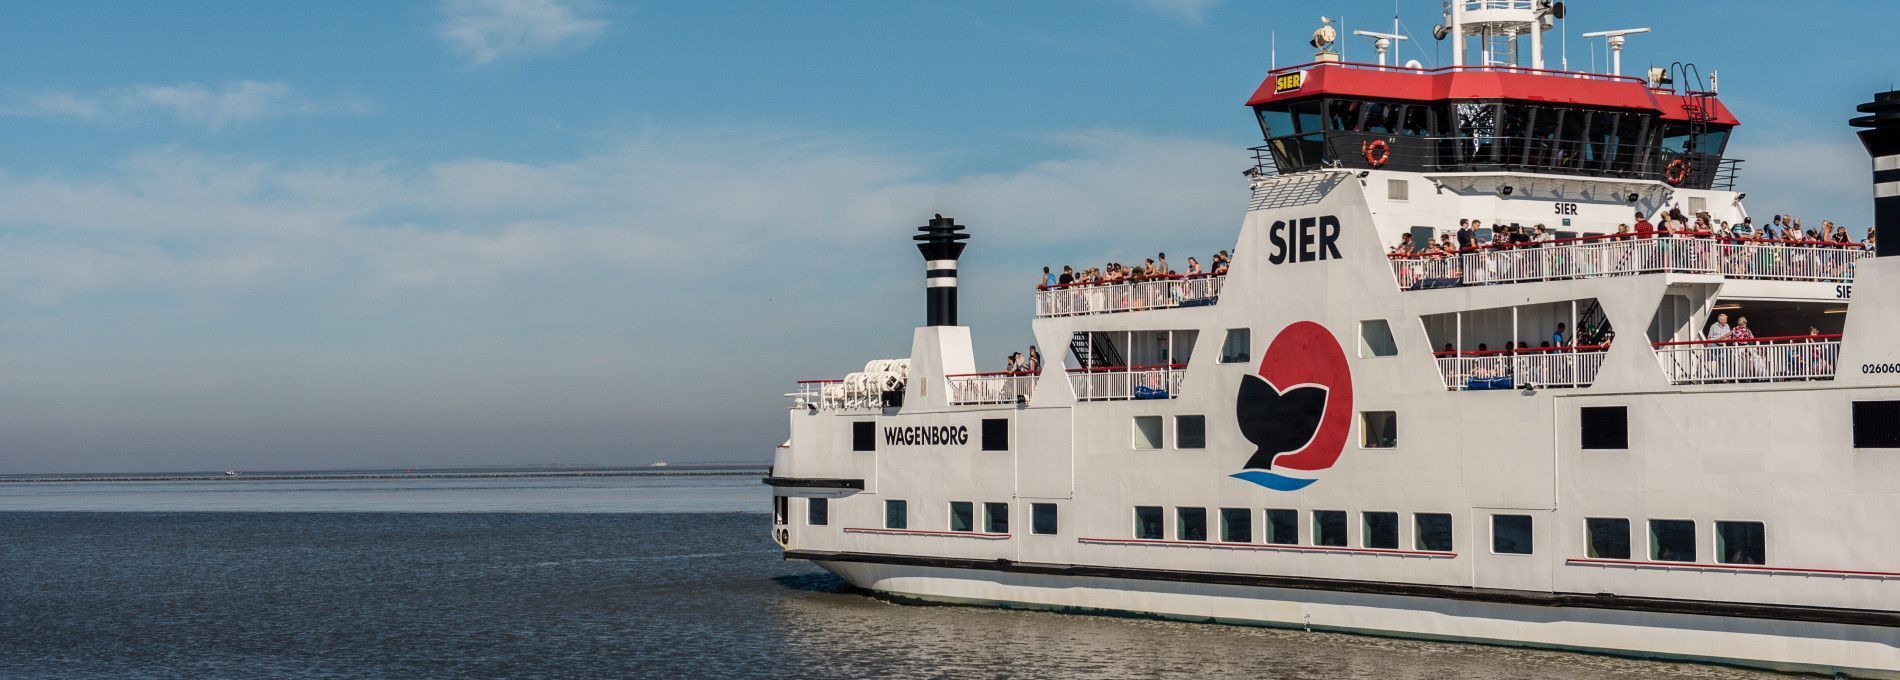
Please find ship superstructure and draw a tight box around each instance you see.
[766,2,1900,675]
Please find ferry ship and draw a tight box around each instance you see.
[765,2,1900,675]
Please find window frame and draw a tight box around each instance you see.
[1581,406,1629,450]
[1175,414,1207,449]
[1265,508,1300,545]
[1134,506,1164,540]
[807,497,829,526]
[1176,507,1208,542]
[1358,319,1399,358]
[983,501,1010,534]
[852,421,877,452]
[949,501,975,533]
[1414,512,1453,552]
[1648,518,1698,563]
[1715,520,1766,565]
[1359,411,1398,449]
[884,499,907,530]
[1491,514,1534,555]
[1585,517,1632,559]
[980,418,1010,452]
[1219,328,1251,364]
[1313,509,1348,547]
[1132,415,1165,450]
[1031,503,1059,535]
[1219,507,1252,543]
[1362,511,1400,550]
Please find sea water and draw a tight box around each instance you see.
[0,474,1783,678]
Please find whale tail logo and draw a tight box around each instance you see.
[1232,321,1352,491]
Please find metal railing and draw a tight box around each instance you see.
[1391,235,1869,290]
[1036,274,1224,318]
[1652,336,1841,384]
[946,371,1037,405]
[1066,364,1187,401]
[1432,348,1609,391]
[786,379,888,412]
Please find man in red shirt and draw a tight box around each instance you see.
[1633,211,1655,239]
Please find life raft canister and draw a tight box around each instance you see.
[1362,138,1391,168]
[1664,158,1690,186]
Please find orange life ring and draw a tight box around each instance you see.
[1363,139,1391,168]
[1664,158,1689,186]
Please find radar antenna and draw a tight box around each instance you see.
[1579,27,1650,76]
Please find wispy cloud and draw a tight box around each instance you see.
[1124,0,1220,23]
[0,81,368,130]
[437,0,609,66]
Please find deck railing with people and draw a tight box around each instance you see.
[1391,234,1868,291]
[1066,364,1187,401]
[946,371,1038,405]
[1036,274,1224,318]
[1432,346,1610,391]
[1652,335,1841,384]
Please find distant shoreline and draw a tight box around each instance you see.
[0,466,770,484]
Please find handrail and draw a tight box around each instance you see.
[1262,59,1646,84]
[1434,344,1611,357]
[1651,334,1842,348]
[945,370,1038,378]
[1038,271,1223,291]
[1389,231,1867,258]
[794,379,844,384]
[1065,363,1190,373]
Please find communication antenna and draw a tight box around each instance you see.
[1579,27,1650,76]
[1352,30,1410,66]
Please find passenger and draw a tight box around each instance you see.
[1633,211,1656,239]
[1456,219,1475,250]
[1707,313,1732,341]
[1730,317,1756,341]
[1042,266,1058,288]
[1392,233,1416,255]
[1552,322,1567,346]
[1059,265,1075,285]
[1212,250,1231,274]
[1157,252,1170,275]
[1025,346,1042,373]
[1732,217,1754,238]
[1185,257,1202,275]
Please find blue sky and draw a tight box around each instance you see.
[0,0,1893,473]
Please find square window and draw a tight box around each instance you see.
[984,502,1010,534]
[1219,507,1252,543]
[1220,328,1251,364]
[1492,514,1533,555]
[981,418,1009,451]
[852,421,876,451]
[1031,503,1059,535]
[1852,401,1900,448]
[1586,518,1631,559]
[1177,507,1208,541]
[884,500,907,529]
[1716,521,1765,565]
[1134,506,1164,540]
[1363,511,1399,549]
[949,501,975,532]
[1581,406,1628,450]
[1314,510,1348,547]
[1360,411,1398,448]
[1266,509,1300,545]
[1388,178,1409,201]
[807,497,828,526]
[1415,513,1453,552]
[1649,519,1696,562]
[1358,320,1398,358]
[1176,415,1206,449]
[1133,415,1164,450]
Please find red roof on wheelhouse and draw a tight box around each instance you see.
[1246,61,1740,126]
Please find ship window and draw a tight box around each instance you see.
[981,418,1009,451]
[1257,107,1294,138]
[984,502,1009,534]
[1133,416,1164,450]
[1266,509,1300,545]
[808,497,828,526]
[1134,506,1164,540]
[1032,503,1059,535]
[1360,411,1398,448]
[774,496,788,526]
[885,500,907,529]
[1176,415,1206,449]
[1220,328,1251,363]
[1358,320,1398,357]
[1220,507,1253,543]
[1314,510,1348,547]
[1716,521,1764,565]
[1852,401,1900,448]
[1415,513,1453,552]
[1581,406,1628,450]
[1177,507,1208,541]
[1327,99,1363,131]
[1363,511,1399,549]
[1492,514,1533,555]
[1387,178,1409,201]
[1586,518,1630,559]
[1649,519,1697,562]
[852,421,876,451]
[949,501,975,532]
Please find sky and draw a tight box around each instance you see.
[0,0,1894,473]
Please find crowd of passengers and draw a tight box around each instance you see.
[1433,316,1838,385]
[1039,250,1231,289]
[1389,208,1876,258]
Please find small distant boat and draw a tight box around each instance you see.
[223,470,239,477]
[649,461,669,468]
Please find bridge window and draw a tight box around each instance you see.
[885,500,907,529]
[1031,503,1058,535]
[1266,509,1300,545]
[852,421,876,451]
[807,497,828,526]
[1716,521,1765,565]
[1220,328,1251,363]
[984,502,1009,534]
[1134,506,1164,540]
[1360,411,1398,449]
[1853,401,1900,448]
[1415,513,1453,552]
[981,418,1009,451]
[1492,514,1533,555]
[1586,518,1631,559]
[1363,511,1399,549]
[1314,510,1348,547]
[1176,415,1206,449]
[1220,507,1252,542]
[1581,406,1629,450]
[1649,519,1697,562]
[1177,507,1208,541]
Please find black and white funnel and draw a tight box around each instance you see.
[1852,90,1900,258]
[913,214,969,326]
